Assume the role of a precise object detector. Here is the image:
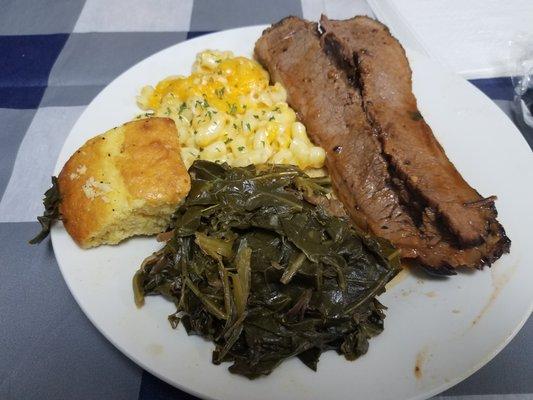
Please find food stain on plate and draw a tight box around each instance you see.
[147,343,164,356]
[471,259,518,326]
[414,345,430,379]
[400,287,416,297]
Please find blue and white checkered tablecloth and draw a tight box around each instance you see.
[0,1,531,399]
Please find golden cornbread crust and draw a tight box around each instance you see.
[58,118,190,248]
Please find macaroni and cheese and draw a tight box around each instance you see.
[137,50,326,170]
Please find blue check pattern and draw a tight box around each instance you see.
[1,1,531,399]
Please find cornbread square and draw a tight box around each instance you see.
[58,117,190,248]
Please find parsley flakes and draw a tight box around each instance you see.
[215,87,225,99]
[227,103,238,116]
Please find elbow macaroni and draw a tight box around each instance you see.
[137,50,326,170]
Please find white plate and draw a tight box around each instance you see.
[51,26,533,400]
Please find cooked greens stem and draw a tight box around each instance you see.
[178,262,187,310]
[309,176,331,185]
[178,278,186,310]
[316,264,323,292]
[235,244,252,303]
[215,322,244,363]
[218,259,232,319]
[343,268,397,315]
[195,232,233,259]
[247,171,300,182]
[200,204,221,214]
[332,264,347,292]
[184,276,227,320]
[387,249,401,262]
[223,310,247,340]
[132,270,145,307]
[280,252,307,285]
[256,192,304,211]
[231,274,245,316]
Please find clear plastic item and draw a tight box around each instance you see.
[510,34,533,133]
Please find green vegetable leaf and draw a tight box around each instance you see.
[29,176,61,244]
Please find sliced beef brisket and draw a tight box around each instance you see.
[320,15,504,248]
[254,16,510,271]
[255,17,423,257]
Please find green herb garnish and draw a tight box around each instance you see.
[227,103,238,116]
[215,87,225,99]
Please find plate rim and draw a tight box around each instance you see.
[50,24,533,400]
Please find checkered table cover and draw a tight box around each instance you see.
[1,1,531,399]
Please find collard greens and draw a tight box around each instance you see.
[134,160,400,379]
[29,176,61,244]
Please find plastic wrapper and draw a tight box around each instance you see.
[510,35,533,133]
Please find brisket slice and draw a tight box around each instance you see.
[320,15,504,248]
[255,17,423,258]
[254,16,510,271]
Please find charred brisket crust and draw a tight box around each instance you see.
[436,223,511,273]
[260,15,303,38]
